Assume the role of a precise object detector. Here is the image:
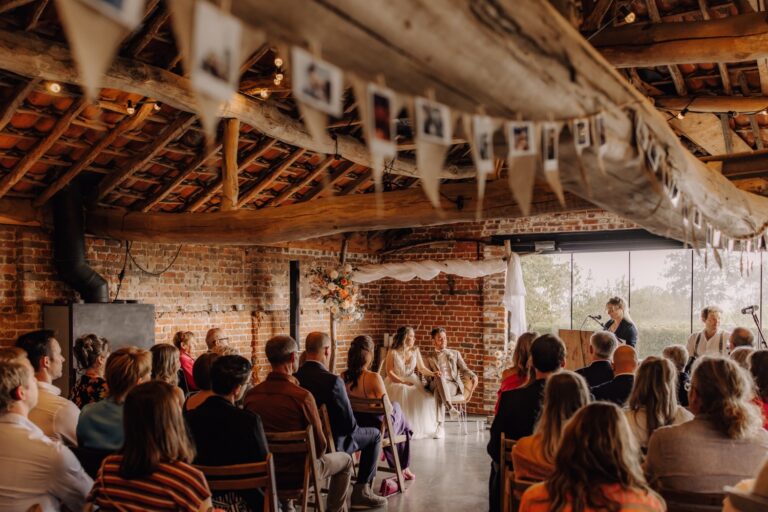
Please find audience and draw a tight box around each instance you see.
[185,354,268,511]
[87,381,213,511]
[69,334,109,409]
[519,402,664,512]
[730,327,755,349]
[624,356,693,450]
[662,344,690,407]
[750,350,768,429]
[244,335,352,512]
[184,352,219,412]
[0,358,92,511]
[150,343,185,406]
[731,346,756,370]
[295,332,386,508]
[645,356,768,493]
[591,344,637,406]
[77,347,151,451]
[205,327,230,355]
[0,346,27,364]
[15,330,79,446]
[342,335,415,480]
[173,330,198,392]
[576,331,617,388]
[512,371,591,481]
[495,331,537,414]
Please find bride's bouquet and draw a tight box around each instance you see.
[308,263,364,321]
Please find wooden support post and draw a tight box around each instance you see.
[221,118,240,211]
[750,114,765,150]
[720,114,734,154]
[0,78,38,132]
[328,237,349,374]
[290,260,300,343]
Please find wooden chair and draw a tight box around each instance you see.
[195,453,279,512]
[512,478,539,508]
[660,490,727,512]
[499,433,516,512]
[265,426,325,512]
[318,405,336,453]
[435,374,477,434]
[349,396,407,494]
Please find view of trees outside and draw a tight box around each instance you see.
[521,249,764,359]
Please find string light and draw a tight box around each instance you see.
[273,77,282,86]
[47,82,62,94]
[274,57,283,68]
[275,73,284,82]
[623,10,636,24]
[153,102,162,111]
[676,107,688,120]
[259,88,270,99]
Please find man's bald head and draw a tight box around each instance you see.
[305,332,331,354]
[206,328,226,350]
[613,345,638,374]
[730,327,755,349]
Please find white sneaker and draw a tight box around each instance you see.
[448,406,460,419]
[433,424,444,439]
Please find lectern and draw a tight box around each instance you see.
[558,329,595,370]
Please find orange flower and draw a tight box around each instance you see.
[340,289,349,299]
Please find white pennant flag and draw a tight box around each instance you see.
[414,97,453,209]
[542,121,565,206]
[506,121,538,216]
[464,114,497,219]
[292,46,344,145]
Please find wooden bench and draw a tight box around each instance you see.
[196,453,279,512]
[265,426,325,512]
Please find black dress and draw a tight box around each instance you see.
[604,318,638,347]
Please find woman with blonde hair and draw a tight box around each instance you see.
[87,381,213,511]
[495,331,538,414]
[604,296,638,348]
[70,334,110,408]
[150,343,185,406]
[512,371,591,481]
[646,357,768,493]
[625,356,692,449]
[172,330,197,392]
[519,402,664,512]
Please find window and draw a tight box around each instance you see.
[521,253,571,335]
[572,252,629,332]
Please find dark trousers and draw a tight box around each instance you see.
[344,426,381,485]
[489,462,500,512]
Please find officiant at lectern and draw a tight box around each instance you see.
[603,296,638,348]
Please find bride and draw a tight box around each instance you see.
[383,326,440,438]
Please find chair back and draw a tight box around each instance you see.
[318,405,336,453]
[265,426,324,512]
[660,489,727,512]
[500,434,516,512]
[71,445,113,479]
[196,453,279,512]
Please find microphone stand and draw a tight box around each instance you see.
[589,316,606,329]
[749,309,768,349]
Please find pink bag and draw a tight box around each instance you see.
[378,476,400,497]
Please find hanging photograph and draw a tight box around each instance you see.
[507,121,537,157]
[292,46,344,118]
[80,0,144,29]
[593,113,607,146]
[472,115,495,174]
[190,0,241,102]
[415,97,452,145]
[366,83,397,159]
[542,122,559,172]
[667,180,680,207]
[573,118,591,151]
[636,121,650,151]
[647,143,663,180]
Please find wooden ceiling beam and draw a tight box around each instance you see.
[0,0,34,14]
[220,118,240,211]
[25,0,49,31]
[302,162,356,201]
[33,103,155,207]
[592,12,768,68]
[0,78,38,132]
[0,98,86,200]
[129,5,168,58]
[266,155,335,207]
[95,112,196,202]
[339,169,373,196]
[237,148,306,208]
[655,96,768,113]
[670,112,752,155]
[644,0,688,97]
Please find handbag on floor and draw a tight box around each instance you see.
[378,476,400,497]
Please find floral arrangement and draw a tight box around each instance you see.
[308,263,364,321]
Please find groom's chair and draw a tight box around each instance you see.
[436,375,477,435]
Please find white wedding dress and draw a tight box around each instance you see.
[383,349,438,439]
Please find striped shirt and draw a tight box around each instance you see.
[88,455,210,511]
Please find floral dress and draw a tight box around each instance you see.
[70,374,108,409]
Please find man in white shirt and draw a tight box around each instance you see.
[15,330,79,446]
[0,358,92,511]
[686,306,730,358]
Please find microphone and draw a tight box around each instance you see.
[742,305,759,314]
[588,314,602,321]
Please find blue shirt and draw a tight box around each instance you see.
[76,398,123,451]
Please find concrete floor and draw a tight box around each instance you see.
[370,419,490,512]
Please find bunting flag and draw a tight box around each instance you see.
[168,0,195,75]
[542,121,565,206]
[506,121,538,217]
[291,46,344,146]
[592,113,609,176]
[55,0,145,100]
[414,97,453,209]
[571,117,592,195]
[464,114,498,219]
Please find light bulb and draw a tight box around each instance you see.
[676,108,688,120]
[47,82,62,94]
[259,88,270,99]
[275,73,284,81]
[624,11,636,24]
[274,57,283,68]
[126,106,136,115]
[273,77,282,86]
[760,109,767,116]
[153,102,161,111]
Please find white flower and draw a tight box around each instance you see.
[327,283,337,292]
[330,270,339,280]
[343,263,353,273]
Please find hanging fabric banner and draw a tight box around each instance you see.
[503,253,527,337]
[542,121,566,206]
[414,96,453,209]
[55,0,145,100]
[464,114,497,220]
[506,120,538,216]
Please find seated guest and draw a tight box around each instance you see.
[645,357,768,493]
[77,347,151,451]
[519,402,664,512]
[488,334,566,512]
[731,346,756,370]
[0,346,27,364]
[576,331,617,388]
[512,371,590,481]
[205,327,230,355]
[495,331,537,414]
[244,335,352,512]
[16,330,79,446]
[662,344,690,407]
[0,358,92,511]
[87,381,213,511]
[723,456,768,512]
[731,326,756,350]
[70,334,109,409]
[150,343,185,406]
[295,332,386,508]
[173,330,198,392]
[591,344,637,406]
[186,355,268,512]
[184,352,219,412]
[750,350,768,429]
[342,335,415,480]
[624,357,692,450]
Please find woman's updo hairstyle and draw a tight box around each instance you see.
[73,334,110,371]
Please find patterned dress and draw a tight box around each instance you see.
[69,374,108,409]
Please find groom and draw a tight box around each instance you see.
[425,327,478,438]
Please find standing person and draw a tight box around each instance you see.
[591,345,638,407]
[0,359,92,511]
[603,296,638,347]
[205,327,230,355]
[424,327,478,439]
[173,330,197,392]
[686,306,730,364]
[495,332,538,414]
[87,381,213,511]
[150,344,185,406]
[662,344,690,407]
[15,330,80,446]
[575,331,617,388]
[518,403,664,512]
[70,334,109,409]
[383,326,439,439]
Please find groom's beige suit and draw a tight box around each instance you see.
[425,348,477,426]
